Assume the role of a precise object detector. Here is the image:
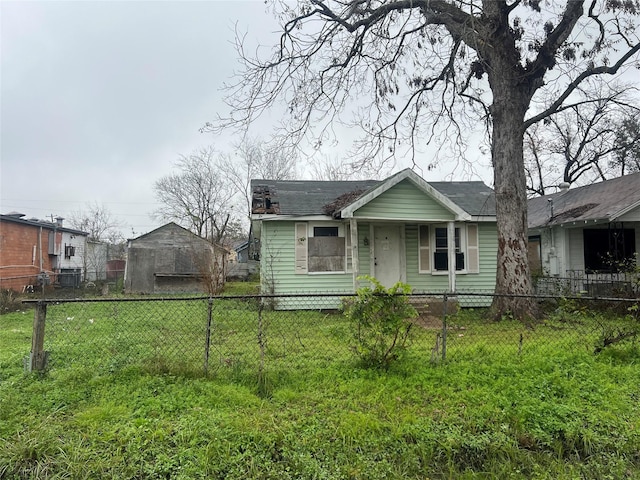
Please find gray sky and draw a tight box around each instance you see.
[1,0,283,237]
[1,1,498,239]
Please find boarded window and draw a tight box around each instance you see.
[308,235,346,272]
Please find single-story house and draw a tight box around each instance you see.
[124,222,228,294]
[528,173,640,295]
[251,168,498,306]
[0,212,88,291]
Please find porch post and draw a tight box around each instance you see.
[350,218,359,290]
[447,221,456,293]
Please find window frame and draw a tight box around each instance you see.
[306,222,350,275]
[419,223,471,275]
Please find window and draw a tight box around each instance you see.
[64,244,76,259]
[433,227,464,271]
[296,223,350,274]
[583,228,636,272]
[419,223,479,274]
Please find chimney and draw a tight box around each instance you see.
[55,216,64,227]
[558,182,570,193]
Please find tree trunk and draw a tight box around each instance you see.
[489,81,538,321]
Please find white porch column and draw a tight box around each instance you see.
[447,221,456,293]
[350,218,360,289]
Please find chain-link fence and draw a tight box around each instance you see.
[5,269,126,297]
[23,292,640,383]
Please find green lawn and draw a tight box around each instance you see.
[1,294,640,479]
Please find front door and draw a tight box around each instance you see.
[373,225,403,288]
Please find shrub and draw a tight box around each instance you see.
[343,276,418,369]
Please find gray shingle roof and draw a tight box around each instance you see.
[251,174,496,217]
[528,172,640,229]
[251,179,380,216]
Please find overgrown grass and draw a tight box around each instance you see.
[1,295,640,479]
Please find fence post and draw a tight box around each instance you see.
[29,301,48,372]
[442,294,447,362]
[204,297,213,374]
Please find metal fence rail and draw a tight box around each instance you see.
[23,292,640,381]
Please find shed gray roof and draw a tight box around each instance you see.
[528,172,640,229]
[251,173,495,217]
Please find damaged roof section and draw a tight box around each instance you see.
[252,185,280,214]
[250,179,380,216]
[322,189,366,218]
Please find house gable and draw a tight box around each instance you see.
[616,203,640,222]
[342,170,470,221]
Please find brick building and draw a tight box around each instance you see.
[0,213,88,292]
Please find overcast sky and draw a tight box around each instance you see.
[1,1,493,239]
[0,1,286,237]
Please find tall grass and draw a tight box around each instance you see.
[1,296,640,479]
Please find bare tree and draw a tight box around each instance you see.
[68,202,124,243]
[612,113,640,175]
[307,152,388,181]
[524,82,640,194]
[154,147,239,244]
[68,202,125,282]
[209,1,640,320]
[218,137,297,221]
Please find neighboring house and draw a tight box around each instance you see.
[528,173,640,295]
[0,213,88,291]
[235,240,250,263]
[124,222,227,294]
[226,239,259,280]
[251,169,498,306]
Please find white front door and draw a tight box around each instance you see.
[373,225,403,288]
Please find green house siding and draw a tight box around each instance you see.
[353,180,453,221]
[263,220,497,308]
[405,223,496,289]
[261,221,355,296]
[356,222,372,278]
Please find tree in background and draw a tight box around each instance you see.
[153,147,239,244]
[611,113,640,175]
[68,202,126,282]
[218,137,297,222]
[525,81,640,196]
[211,1,640,320]
[68,202,124,243]
[308,152,387,181]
